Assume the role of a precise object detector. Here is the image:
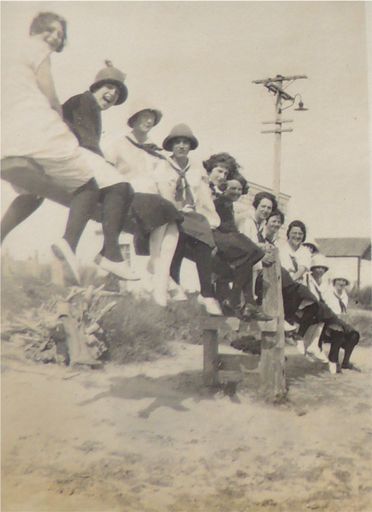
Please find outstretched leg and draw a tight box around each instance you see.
[1,194,44,243]
[151,223,179,306]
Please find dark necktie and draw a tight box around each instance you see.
[289,255,299,273]
[335,292,347,313]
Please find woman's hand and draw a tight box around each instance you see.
[181,204,195,213]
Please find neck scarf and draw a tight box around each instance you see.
[126,135,165,160]
[334,292,347,313]
[289,254,299,273]
[168,157,195,207]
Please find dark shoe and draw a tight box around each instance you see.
[341,362,361,372]
[222,299,243,319]
[241,303,273,322]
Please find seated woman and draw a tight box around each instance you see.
[280,220,311,284]
[103,104,183,306]
[322,275,360,372]
[202,152,249,199]
[264,213,359,365]
[155,124,223,316]
[1,13,135,283]
[206,173,271,320]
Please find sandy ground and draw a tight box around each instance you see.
[2,336,372,512]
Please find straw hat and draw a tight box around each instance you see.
[90,60,128,105]
[303,240,320,253]
[127,103,162,127]
[310,254,329,272]
[162,124,198,151]
[332,276,350,286]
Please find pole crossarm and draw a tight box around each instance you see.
[262,120,293,124]
[261,129,293,134]
[252,74,307,84]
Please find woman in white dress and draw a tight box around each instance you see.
[1,12,136,283]
[103,106,183,306]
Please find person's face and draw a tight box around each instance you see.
[311,267,326,281]
[266,214,282,234]
[256,198,273,222]
[172,137,191,159]
[334,279,348,294]
[133,111,156,134]
[224,180,242,202]
[39,20,64,52]
[288,226,305,249]
[209,165,229,187]
[93,84,120,110]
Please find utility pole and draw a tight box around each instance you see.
[253,74,308,198]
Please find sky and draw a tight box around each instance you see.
[1,1,371,263]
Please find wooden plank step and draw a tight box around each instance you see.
[218,353,260,372]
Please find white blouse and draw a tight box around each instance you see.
[279,242,311,282]
[103,133,162,194]
[323,289,349,315]
[155,157,220,229]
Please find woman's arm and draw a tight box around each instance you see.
[36,58,62,116]
[290,265,307,282]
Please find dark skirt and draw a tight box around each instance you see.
[213,230,264,265]
[121,193,183,255]
[179,211,215,248]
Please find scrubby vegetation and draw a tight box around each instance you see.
[100,293,206,363]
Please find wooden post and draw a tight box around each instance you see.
[203,328,219,387]
[357,257,361,293]
[259,248,286,402]
[273,88,283,198]
[57,302,100,367]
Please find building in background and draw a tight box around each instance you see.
[316,238,372,290]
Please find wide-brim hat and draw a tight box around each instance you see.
[127,106,162,128]
[310,254,329,272]
[90,60,128,105]
[332,277,350,286]
[303,240,320,253]
[162,123,198,151]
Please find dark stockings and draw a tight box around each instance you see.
[171,234,214,297]
[100,182,134,261]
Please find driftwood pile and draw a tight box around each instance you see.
[2,285,120,367]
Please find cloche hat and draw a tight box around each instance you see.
[90,60,128,105]
[310,254,329,272]
[127,103,162,128]
[162,124,199,151]
[332,276,350,286]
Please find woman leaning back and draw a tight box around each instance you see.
[1,12,135,283]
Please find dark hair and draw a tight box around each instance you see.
[268,208,285,225]
[203,152,240,175]
[252,191,278,211]
[30,12,67,52]
[286,220,307,242]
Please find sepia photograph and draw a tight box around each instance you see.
[1,1,371,511]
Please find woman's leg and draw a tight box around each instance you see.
[1,194,44,243]
[151,223,179,306]
[100,182,133,262]
[189,240,214,298]
[232,261,254,307]
[341,329,360,368]
[170,233,187,285]
[63,179,99,252]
